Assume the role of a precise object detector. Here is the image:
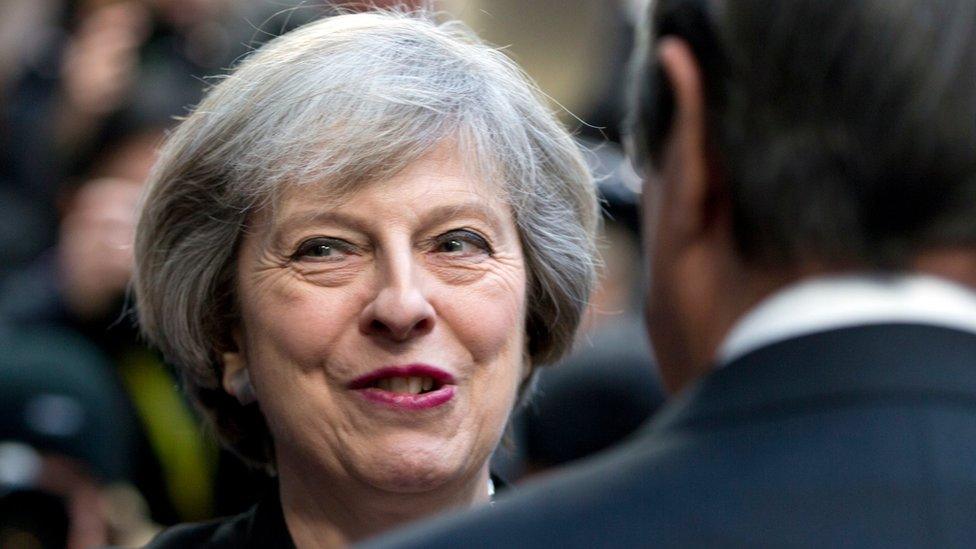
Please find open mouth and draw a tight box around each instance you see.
[347,364,457,409]
[370,376,444,395]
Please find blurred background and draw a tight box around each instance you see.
[0,1,659,546]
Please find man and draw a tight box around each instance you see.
[370,0,976,546]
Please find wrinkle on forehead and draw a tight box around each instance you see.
[255,142,509,228]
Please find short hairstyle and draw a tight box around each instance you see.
[134,11,599,467]
[629,0,976,268]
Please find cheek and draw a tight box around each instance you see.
[434,262,528,431]
[464,283,528,426]
[446,265,528,365]
[236,284,364,465]
[239,278,363,388]
[450,299,523,362]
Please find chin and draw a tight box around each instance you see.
[353,436,471,494]
[360,458,461,494]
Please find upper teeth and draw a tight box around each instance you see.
[375,376,436,394]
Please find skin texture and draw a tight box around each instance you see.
[222,145,528,545]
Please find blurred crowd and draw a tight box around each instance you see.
[0,1,660,547]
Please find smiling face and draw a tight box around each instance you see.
[226,145,528,495]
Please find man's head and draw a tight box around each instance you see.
[628,0,976,392]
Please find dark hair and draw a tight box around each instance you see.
[628,0,976,268]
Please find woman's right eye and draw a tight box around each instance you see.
[293,238,354,261]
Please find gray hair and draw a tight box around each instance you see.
[134,11,599,467]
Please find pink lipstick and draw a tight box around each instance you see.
[348,364,456,410]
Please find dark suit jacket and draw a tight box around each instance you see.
[368,324,976,548]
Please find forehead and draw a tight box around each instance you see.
[265,146,514,230]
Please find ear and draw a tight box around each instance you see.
[656,37,718,241]
[221,332,256,405]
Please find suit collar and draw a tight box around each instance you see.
[718,274,976,365]
[651,323,976,434]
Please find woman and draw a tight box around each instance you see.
[135,10,598,547]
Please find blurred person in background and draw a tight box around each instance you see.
[0,93,227,529]
[0,0,333,533]
[0,324,153,548]
[371,0,976,546]
[0,0,327,281]
[0,0,65,283]
[135,10,598,547]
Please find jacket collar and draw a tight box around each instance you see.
[719,274,976,366]
[650,323,976,435]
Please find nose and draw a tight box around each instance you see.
[359,252,435,342]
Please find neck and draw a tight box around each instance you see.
[691,263,793,375]
[277,457,491,548]
[657,236,801,392]
[912,247,976,288]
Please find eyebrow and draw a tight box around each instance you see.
[416,202,507,235]
[272,200,509,245]
[273,209,371,241]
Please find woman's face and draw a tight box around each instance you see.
[228,146,528,493]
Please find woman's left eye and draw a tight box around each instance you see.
[433,230,491,256]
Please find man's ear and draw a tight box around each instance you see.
[657,36,719,240]
[221,331,256,405]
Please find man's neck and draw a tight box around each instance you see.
[666,252,796,392]
[277,456,491,548]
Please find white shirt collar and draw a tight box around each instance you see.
[717,274,976,366]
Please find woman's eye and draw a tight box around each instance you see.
[434,230,491,256]
[294,238,354,261]
[308,244,335,257]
